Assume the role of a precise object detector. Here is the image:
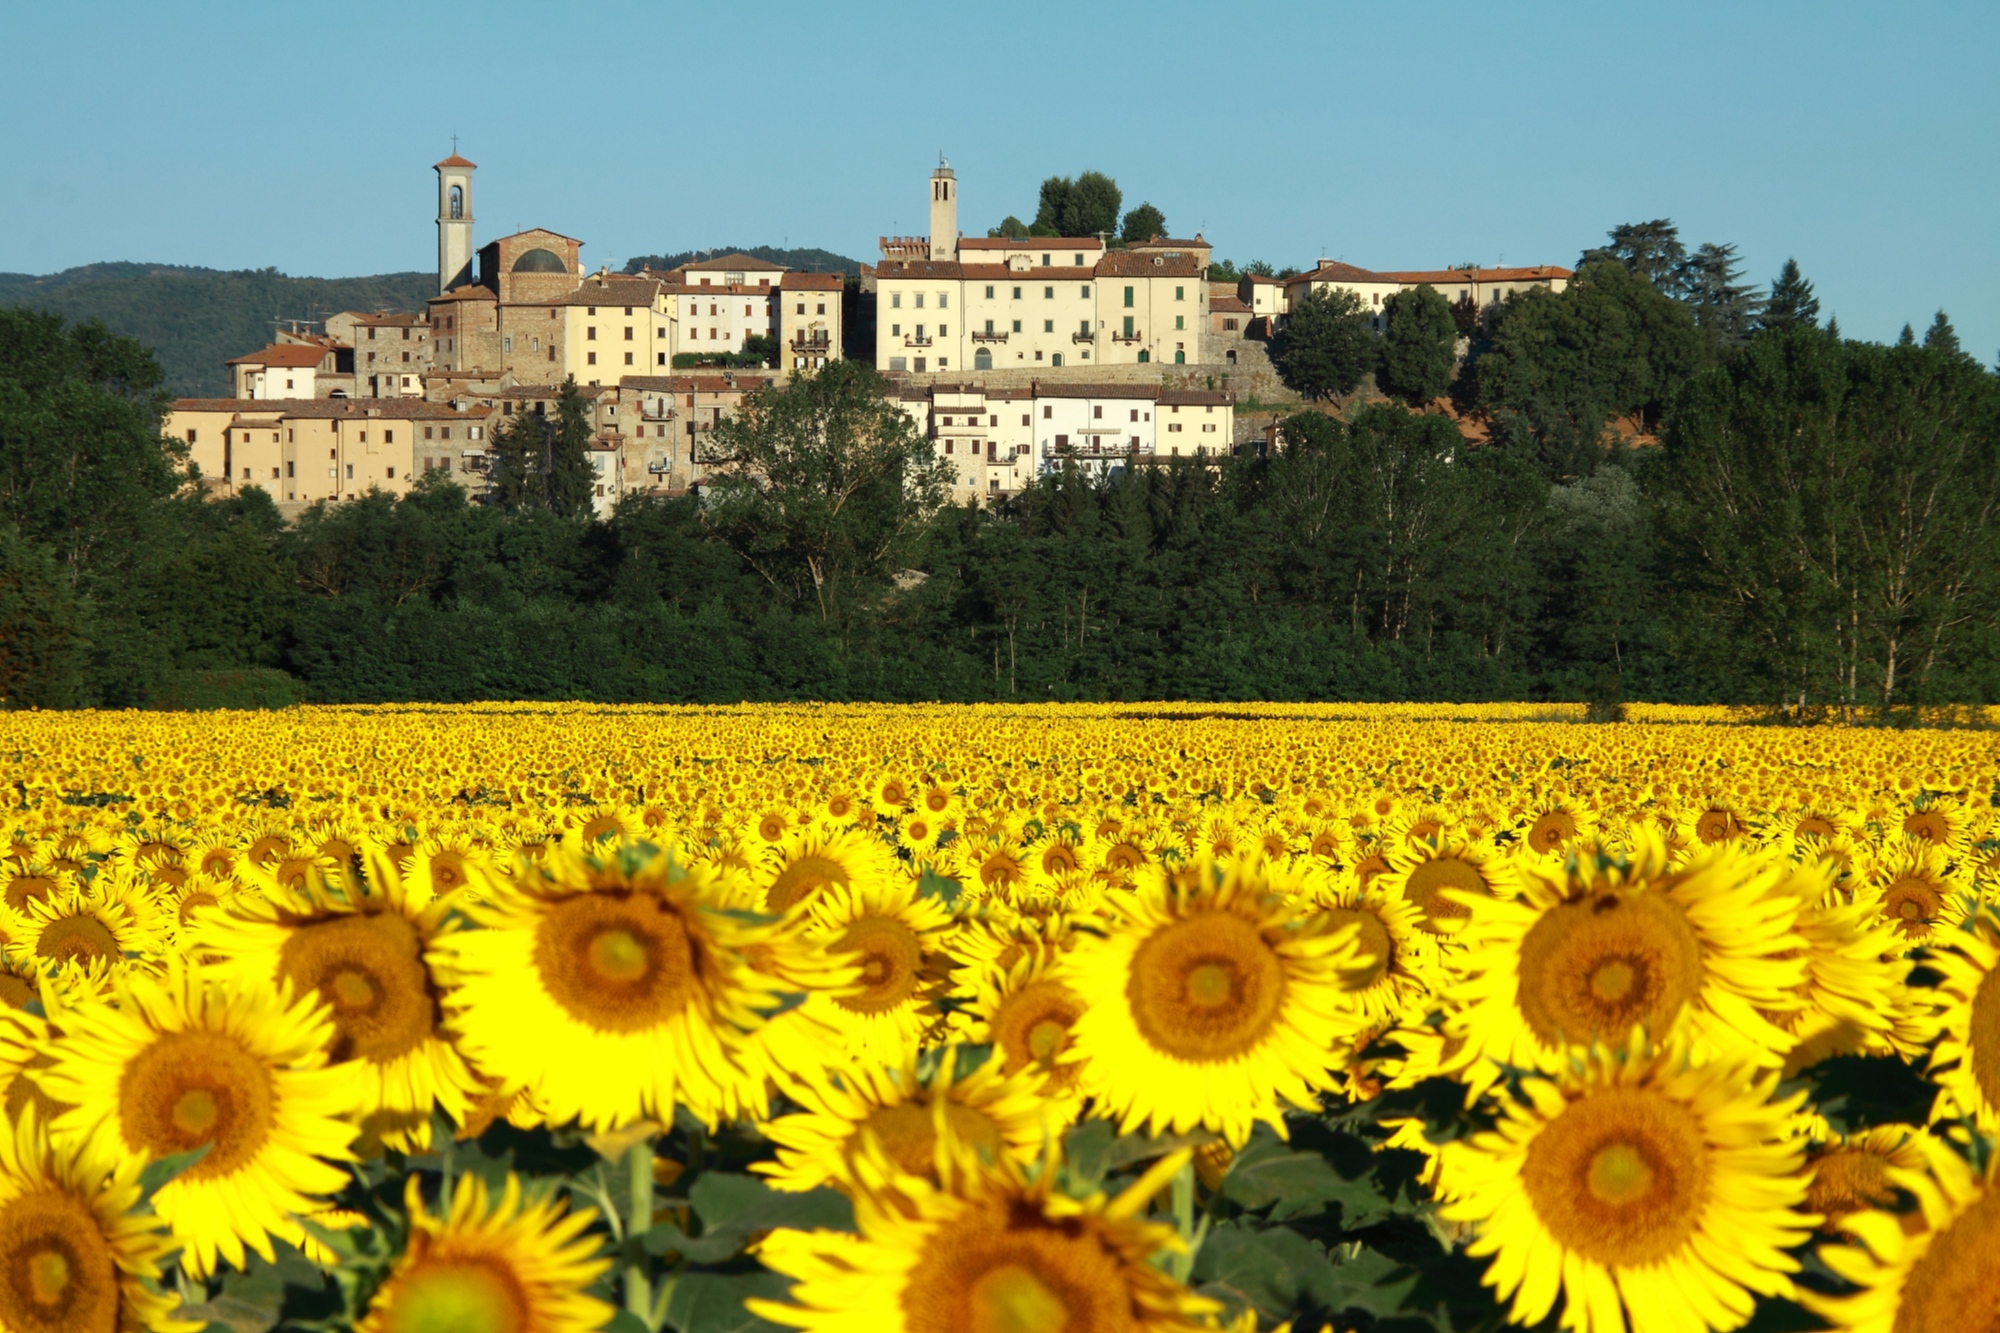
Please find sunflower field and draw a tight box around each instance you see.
[0,702,1996,1333]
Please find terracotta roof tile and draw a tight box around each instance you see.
[224,344,328,368]
[780,273,844,291]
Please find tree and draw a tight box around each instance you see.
[1580,220,1687,291]
[0,308,182,586]
[1654,324,2000,711]
[1377,285,1458,406]
[988,216,1030,240]
[704,361,954,624]
[1274,288,1376,400]
[1925,311,1963,357]
[1032,171,1122,237]
[1120,203,1167,244]
[1474,261,1706,478]
[0,527,90,707]
[1674,243,1761,347]
[490,378,596,517]
[1759,259,1820,331]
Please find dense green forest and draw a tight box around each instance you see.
[2,228,1995,712]
[620,246,860,277]
[0,263,433,396]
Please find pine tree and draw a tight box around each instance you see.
[1120,203,1167,244]
[491,409,548,511]
[548,377,599,519]
[1924,311,1963,356]
[1760,259,1820,331]
[1674,243,1761,346]
[1580,220,1686,291]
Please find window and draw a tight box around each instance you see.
[1169,423,1182,433]
[1011,320,1021,333]
[442,426,451,439]
[658,352,667,365]
[1043,320,1054,333]
[1174,315,1186,331]
[1041,254,1050,266]
[1073,254,1083,265]
[889,357,907,371]
[624,327,633,340]
[588,307,597,316]
[1175,286,1185,301]
[624,307,633,316]
[503,335,513,352]
[548,347,556,361]
[588,352,597,365]
[938,293,948,308]
[1043,406,1053,419]
[587,327,596,340]
[425,427,434,440]
[945,440,953,454]
[1093,406,1102,419]
[816,303,825,315]
[984,285,994,298]
[1079,319,1090,335]
[401,351,410,363]
[240,467,250,480]
[285,378,294,390]
[916,325,925,339]
[387,467,396,478]
[286,462,294,477]
[991,415,999,426]
[892,324,901,336]
[892,293,902,308]
[939,325,948,337]
[1080,285,1090,298]
[345,464,354,478]
[1022,414,1030,426]
[1043,286,1053,299]
[1011,286,1021,299]
[624,352,634,365]
[1130,409,1138,421]
[984,319,994,334]
[1223,318,1238,330]
[385,430,394,443]
[915,294,924,309]
[1123,315,1134,337]
[1123,286,1134,308]
[796,303,805,315]
[531,337,540,351]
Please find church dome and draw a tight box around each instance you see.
[511,248,569,274]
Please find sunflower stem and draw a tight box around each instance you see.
[1169,1160,1196,1282]
[626,1137,654,1326]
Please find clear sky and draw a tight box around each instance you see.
[4,0,1994,356]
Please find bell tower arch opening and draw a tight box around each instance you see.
[928,157,957,262]
[435,148,476,293]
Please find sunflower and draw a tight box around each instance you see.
[796,881,956,1064]
[758,1048,1053,1193]
[1860,837,1969,949]
[0,1108,190,1333]
[357,1173,611,1333]
[1805,1124,1926,1235]
[1060,856,1372,1146]
[0,860,64,915]
[1375,832,1518,938]
[757,825,903,916]
[15,868,166,973]
[1921,912,2000,1132]
[1302,873,1438,1026]
[435,844,795,1131]
[1436,1039,1812,1333]
[957,951,1091,1109]
[38,962,355,1278]
[1808,1129,2000,1332]
[1440,834,1806,1087]
[1764,860,1918,1075]
[1518,796,1596,859]
[749,1139,1216,1333]
[193,853,481,1153]
[1898,796,1973,856]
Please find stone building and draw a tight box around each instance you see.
[867,163,1215,375]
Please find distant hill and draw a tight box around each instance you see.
[620,245,860,277]
[0,264,435,397]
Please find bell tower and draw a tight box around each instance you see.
[435,147,476,293]
[928,157,957,262]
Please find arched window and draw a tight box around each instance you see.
[1138,350,1149,363]
[449,185,463,220]
[1051,353,1063,367]
[1174,351,1185,365]
[974,348,992,370]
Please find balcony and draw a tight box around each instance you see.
[971,328,1009,343]
[1111,329,1145,343]
[1071,330,1096,344]
[903,333,933,347]
[789,334,831,352]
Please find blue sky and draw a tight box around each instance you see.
[4,0,1994,356]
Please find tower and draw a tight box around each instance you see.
[928,158,957,262]
[435,150,476,293]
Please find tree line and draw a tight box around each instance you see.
[1,224,1994,712]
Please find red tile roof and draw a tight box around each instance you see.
[435,154,476,169]
[431,284,497,303]
[780,273,844,291]
[225,344,328,368]
[959,237,1104,252]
